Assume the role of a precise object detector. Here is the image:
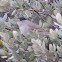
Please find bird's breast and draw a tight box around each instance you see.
[19,25,30,36]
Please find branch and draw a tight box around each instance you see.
[15,0,58,28]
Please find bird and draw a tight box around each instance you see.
[16,17,49,37]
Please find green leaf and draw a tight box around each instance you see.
[0,17,3,22]
[29,52,35,61]
[2,13,7,21]
[58,30,62,37]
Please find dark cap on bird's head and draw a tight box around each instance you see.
[19,17,27,21]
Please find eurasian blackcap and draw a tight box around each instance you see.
[16,17,49,37]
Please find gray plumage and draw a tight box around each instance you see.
[16,17,49,36]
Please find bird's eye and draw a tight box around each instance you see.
[19,17,26,21]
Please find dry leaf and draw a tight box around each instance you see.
[56,13,62,25]
[0,32,9,42]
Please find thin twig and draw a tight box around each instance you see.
[15,0,21,8]
[40,2,46,9]
[15,0,57,28]
[28,4,58,28]
[29,6,40,16]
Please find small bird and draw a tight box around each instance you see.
[16,17,49,37]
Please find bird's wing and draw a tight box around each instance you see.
[27,21,46,32]
[27,21,49,36]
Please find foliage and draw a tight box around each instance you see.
[0,0,62,62]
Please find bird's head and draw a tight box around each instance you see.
[19,17,27,21]
[16,17,27,26]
